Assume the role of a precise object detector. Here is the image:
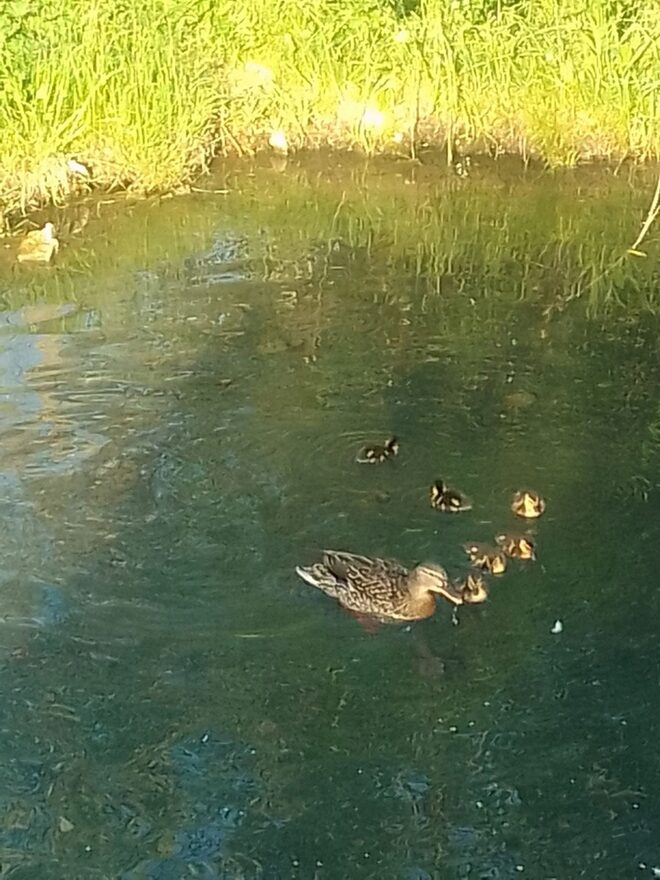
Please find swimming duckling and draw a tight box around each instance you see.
[356,436,399,464]
[463,542,507,575]
[17,222,59,263]
[495,532,536,560]
[511,490,545,518]
[296,550,460,621]
[429,479,472,512]
[453,570,489,604]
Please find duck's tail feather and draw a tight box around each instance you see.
[295,564,340,598]
[295,565,319,586]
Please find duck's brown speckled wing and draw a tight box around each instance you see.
[322,551,407,583]
[320,551,410,614]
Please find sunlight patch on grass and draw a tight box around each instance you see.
[0,0,658,217]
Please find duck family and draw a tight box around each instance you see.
[297,437,546,622]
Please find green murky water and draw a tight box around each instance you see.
[0,156,658,879]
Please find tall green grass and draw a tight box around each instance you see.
[0,0,658,217]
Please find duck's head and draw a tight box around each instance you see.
[42,222,56,240]
[409,562,457,601]
[429,480,446,502]
[385,436,399,455]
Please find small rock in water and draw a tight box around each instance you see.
[551,619,563,634]
[58,816,74,833]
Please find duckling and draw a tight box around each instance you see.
[296,550,462,621]
[16,222,59,263]
[511,490,546,519]
[429,479,472,512]
[453,570,489,604]
[463,542,507,575]
[356,436,399,464]
[495,532,536,560]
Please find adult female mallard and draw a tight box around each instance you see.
[463,542,507,575]
[356,436,399,464]
[495,532,536,560]
[453,570,489,604]
[429,479,472,512]
[17,222,59,263]
[511,490,545,519]
[296,550,463,620]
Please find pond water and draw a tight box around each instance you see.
[0,155,658,879]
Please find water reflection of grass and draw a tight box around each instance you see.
[1,1,659,216]
[2,159,657,318]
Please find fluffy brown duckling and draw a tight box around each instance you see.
[453,570,489,604]
[495,532,536,560]
[429,479,472,512]
[463,542,507,575]
[356,436,399,464]
[511,490,546,519]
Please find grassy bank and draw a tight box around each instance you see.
[0,0,659,218]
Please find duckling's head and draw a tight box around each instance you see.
[461,572,489,604]
[516,536,536,560]
[409,562,455,599]
[490,553,507,575]
[496,532,536,560]
[385,436,399,455]
[430,480,446,502]
[513,490,545,518]
[42,222,56,240]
